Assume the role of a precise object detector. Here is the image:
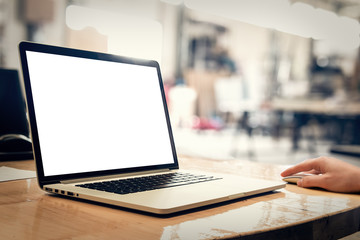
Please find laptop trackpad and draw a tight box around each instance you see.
[124,176,281,211]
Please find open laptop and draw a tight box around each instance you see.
[19,41,285,215]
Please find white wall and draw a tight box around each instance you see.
[65,0,179,81]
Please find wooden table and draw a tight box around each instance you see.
[271,98,360,115]
[1,157,360,239]
[271,98,360,150]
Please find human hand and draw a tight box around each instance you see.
[281,156,360,193]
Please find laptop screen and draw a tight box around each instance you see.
[23,48,176,177]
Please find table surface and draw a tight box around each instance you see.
[271,98,360,115]
[1,157,360,240]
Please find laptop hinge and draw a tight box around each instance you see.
[42,180,60,186]
[60,168,175,184]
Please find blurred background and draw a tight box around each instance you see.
[1,0,360,165]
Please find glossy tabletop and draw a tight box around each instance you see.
[1,157,360,239]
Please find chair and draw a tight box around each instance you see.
[0,68,32,160]
[214,76,256,158]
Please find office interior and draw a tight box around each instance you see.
[1,0,360,166]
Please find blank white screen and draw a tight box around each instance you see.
[26,51,175,176]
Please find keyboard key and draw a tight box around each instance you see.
[76,172,222,194]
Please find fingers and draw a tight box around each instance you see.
[305,169,321,175]
[281,157,324,177]
[281,156,360,192]
[297,175,325,189]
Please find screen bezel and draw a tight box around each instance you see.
[18,41,179,187]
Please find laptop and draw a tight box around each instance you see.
[18,41,285,215]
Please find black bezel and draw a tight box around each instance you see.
[18,41,179,187]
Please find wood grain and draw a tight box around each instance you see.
[1,158,360,239]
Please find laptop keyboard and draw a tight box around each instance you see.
[76,172,222,195]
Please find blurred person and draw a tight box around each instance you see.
[281,156,360,193]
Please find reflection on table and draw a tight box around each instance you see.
[1,157,360,239]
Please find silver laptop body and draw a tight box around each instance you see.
[19,41,285,215]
